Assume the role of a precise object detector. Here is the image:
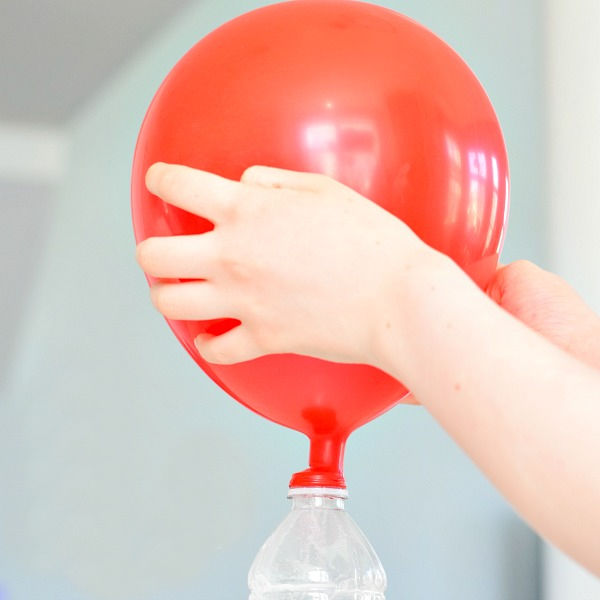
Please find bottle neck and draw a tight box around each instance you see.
[288,487,348,510]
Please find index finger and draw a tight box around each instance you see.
[145,162,238,223]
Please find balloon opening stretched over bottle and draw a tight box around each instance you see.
[289,435,348,489]
[248,487,387,600]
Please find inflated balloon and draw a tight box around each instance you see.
[131,0,509,488]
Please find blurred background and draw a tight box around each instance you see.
[0,0,598,599]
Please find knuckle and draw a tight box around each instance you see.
[310,172,335,190]
[221,195,241,221]
[216,185,244,222]
[241,165,263,183]
[314,172,332,185]
[224,256,252,281]
[217,242,252,281]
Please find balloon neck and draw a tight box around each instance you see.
[289,435,347,489]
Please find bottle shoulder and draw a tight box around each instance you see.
[249,503,387,595]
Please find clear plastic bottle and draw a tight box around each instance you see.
[248,487,387,600]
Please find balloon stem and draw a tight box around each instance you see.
[289,435,347,488]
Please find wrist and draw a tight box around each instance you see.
[370,241,463,381]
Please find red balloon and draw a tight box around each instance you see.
[131,0,509,488]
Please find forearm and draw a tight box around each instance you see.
[375,251,600,574]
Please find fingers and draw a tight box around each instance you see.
[241,165,335,192]
[146,163,335,226]
[146,163,238,223]
[150,281,235,321]
[194,327,263,364]
[136,234,218,279]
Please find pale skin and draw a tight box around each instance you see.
[137,162,600,575]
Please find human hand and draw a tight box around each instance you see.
[136,163,434,366]
[487,260,600,369]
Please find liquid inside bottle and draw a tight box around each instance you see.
[248,487,387,600]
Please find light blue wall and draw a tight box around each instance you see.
[1,1,544,599]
